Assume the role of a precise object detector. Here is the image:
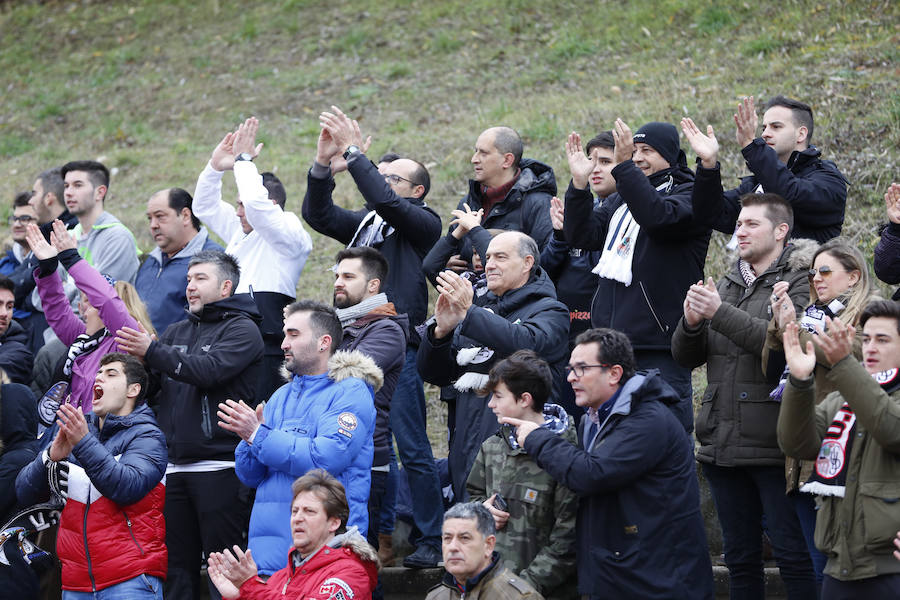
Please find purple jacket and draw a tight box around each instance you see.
[36,258,139,412]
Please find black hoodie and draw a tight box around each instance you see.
[144,293,264,462]
[0,321,33,385]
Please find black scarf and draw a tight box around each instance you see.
[800,368,900,497]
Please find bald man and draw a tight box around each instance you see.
[303,105,446,568]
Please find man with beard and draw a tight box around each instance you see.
[332,247,408,559]
[222,300,380,579]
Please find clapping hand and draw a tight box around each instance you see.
[681,117,719,169]
[565,132,594,190]
[734,96,759,149]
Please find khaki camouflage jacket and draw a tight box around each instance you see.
[465,404,577,599]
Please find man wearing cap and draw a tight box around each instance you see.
[563,119,710,432]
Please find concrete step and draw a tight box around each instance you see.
[379,565,787,599]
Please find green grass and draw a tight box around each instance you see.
[1,0,898,453]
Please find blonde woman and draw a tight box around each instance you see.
[764,237,873,587]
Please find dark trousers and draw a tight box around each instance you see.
[163,469,250,600]
[634,349,694,433]
[703,463,816,600]
[390,346,443,550]
[822,573,900,600]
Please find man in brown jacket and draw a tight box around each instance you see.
[425,502,542,599]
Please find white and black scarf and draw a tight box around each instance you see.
[62,329,108,377]
[801,368,900,497]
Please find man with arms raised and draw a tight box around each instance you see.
[193,117,313,401]
[207,469,379,600]
[135,187,222,333]
[304,106,445,568]
[425,502,542,599]
[684,95,847,243]
[563,119,710,432]
[779,300,900,597]
[502,328,713,599]
[220,300,379,579]
[115,250,264,600]
[16,352,167,598]
[671,194,817,598]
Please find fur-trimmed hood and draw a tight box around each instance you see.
[785,238,819,272]
[327,350,383,393]
[329,526,380,569]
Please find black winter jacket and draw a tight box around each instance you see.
[563,160,710,350]
[454,158,557,262]
[0,383,38,524]
[692,141,847,243]
[144,294,264,463]
[417,268,569,499]
[0,321,33,385]
[339,308,409,467]
[524,371,713,599]
[302,156,442,330]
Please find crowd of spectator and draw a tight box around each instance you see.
[1,95,899,600]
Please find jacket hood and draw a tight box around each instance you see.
[786,238,819,272]
[541,403,570,435]
[600,369,679,431]
[514,158,557,196]
[328,350,384,393]
[0,320,28,345]
[329,526,380,568]
[0,382,38,453]
[650,163,695,187]
[190,293,263,325]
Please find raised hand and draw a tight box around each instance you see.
[497,415,540,447]
[319,105,364,153]
[612,118,635,165]
[24,223,58,261]
[549,196,564,231]
[783,321,816,380]
[217,399,264,442]
[233,117,263,160]
[814,317,855,366]
[210,132,237,171]
[734,96,759,149]
[682,282,704,327]
[681,117,719,169]
[207,552,242,600]
[565,132,594,190]
[450,204,484,239]
[114,326,153,359]
[444,254,468,274]
[885,182,900,225]
[50,220,76,252]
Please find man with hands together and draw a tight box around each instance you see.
[672,192,817,598]
[683,95,847,244]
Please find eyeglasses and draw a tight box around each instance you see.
[564,363,611,378]
[7,215,36,225]
[808,266,845,280]
[384,173,420,186]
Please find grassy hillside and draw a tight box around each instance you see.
[2,0,898,451]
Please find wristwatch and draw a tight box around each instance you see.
[342,145,360,160]
[235,152,254,162]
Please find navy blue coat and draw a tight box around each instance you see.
[563,161,710,352]
[524,371,713,599]
[691,141,847,244]
[0,383,38,524]
[417,268,569,499]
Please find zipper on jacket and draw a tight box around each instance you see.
[83,488,97,591]
[639,281,668,335]
[282,573,292,594]
[123,510,146,556]
[200,395,213,439]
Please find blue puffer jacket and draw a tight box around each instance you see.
[235,350,381,576]
[134,228,222,334]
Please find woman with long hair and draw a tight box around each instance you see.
[25,221,155,419]
[764,237,874,591]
